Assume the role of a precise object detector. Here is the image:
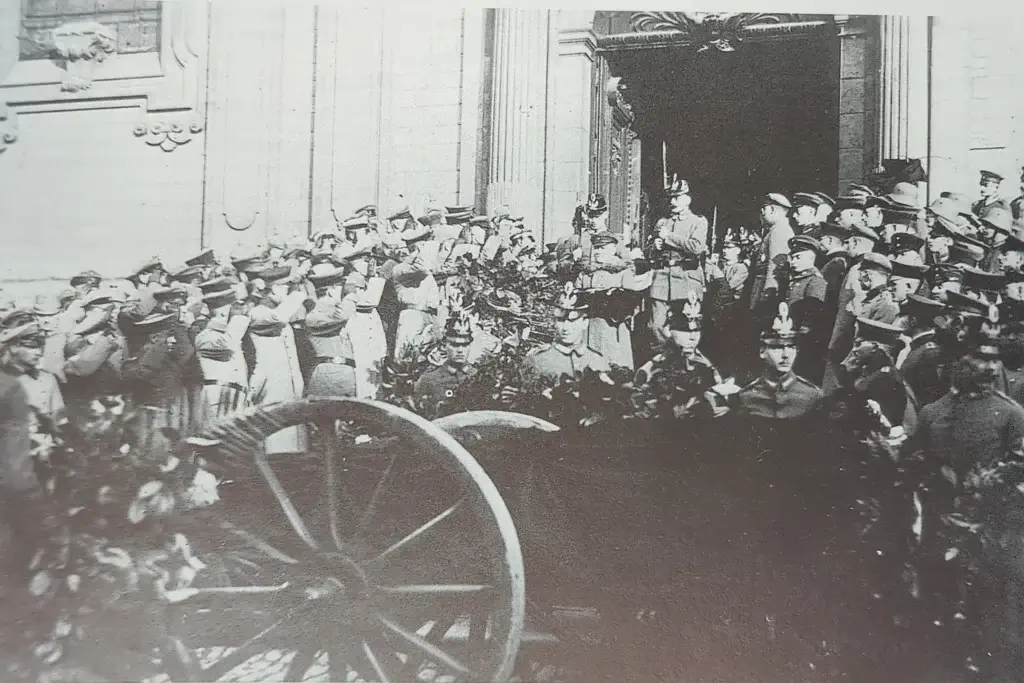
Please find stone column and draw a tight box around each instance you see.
[486,9,550,235]
[877,15,930,203]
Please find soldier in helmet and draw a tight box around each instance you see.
[736,303,824,419]
[633,292,728,419]
[522,283,610,382]
[649,177,709,341]
[414,310,478,407]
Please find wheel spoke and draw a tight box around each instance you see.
[321,421,347,551]
[380,615,471,676]
[355,451,400,537]
[254,453,320,551]
[361,640,393,682]
[367,497,466,568]
[218,519,300,565]
[377,584,494,595]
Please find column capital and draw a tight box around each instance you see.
[557,28,597,57]
[834,15,868,37]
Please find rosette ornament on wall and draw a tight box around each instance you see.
[628,12,806,52]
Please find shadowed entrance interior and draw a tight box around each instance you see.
[607,35,840,244]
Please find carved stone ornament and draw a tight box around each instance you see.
[629,12,805,52]
[605,77,633,120]
[133,118,204,152]
[51,21,117,93]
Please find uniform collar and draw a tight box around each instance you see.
[790,267,820,280]
[761,371,796,391]
[863,284,887,302]
[553,342,584,357]
[445,363,473,376]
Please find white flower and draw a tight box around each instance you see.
[183,468,220,508]
[29,571,53,596]
[137,480,163,499]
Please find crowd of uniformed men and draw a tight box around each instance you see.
[4,167,1024,515]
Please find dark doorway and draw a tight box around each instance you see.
[607,35,840,245]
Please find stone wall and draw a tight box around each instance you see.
[930,15,1024,195]
[0,2,483,294]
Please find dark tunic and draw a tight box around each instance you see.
[915,389,1024,475]
[414,364,478,406]
[736,372,824,419]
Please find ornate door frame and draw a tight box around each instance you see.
[591,67,642,245]
[584,12,872,246]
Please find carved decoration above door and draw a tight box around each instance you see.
[597,12,832,53]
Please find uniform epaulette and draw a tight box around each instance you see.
[526,343,551,356]
[791,373,821,388]
[993,389,1016,403]
[738,377,762,393]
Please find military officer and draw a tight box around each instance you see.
[913,306,1024,479]
[649,179,709,338]
[414,311,478,407]
[633,292,728,419]
[818,221,852,315]
[790,192,825,235]
[246,267,311,454]
[304,264,358,398]
[749,193,795,314]
[889,260,928,308]
[823,226,885,393]
[522,283,611,381]
[896,294,946,407]
[850,253,900,323]
[736,303,824,419]
[783,235,827,307]
[890,232,927,266]
[973,169,1009,216]
[62,289,128,419]
[120,307,202,454]
[193,281,251,424]
[392,225,442,361]
[784,235,828,383]
[831,194,869,229]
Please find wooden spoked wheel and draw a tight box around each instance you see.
[162,398,525,683]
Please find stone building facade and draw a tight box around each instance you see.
[2,4,1023,293]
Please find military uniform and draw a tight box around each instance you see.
[194,311,251,425]
[896,330,945,407]
[749,220,795,311]
[521,343,611,381]
[784,267,827,306]
[414,364,478,406]
[120,313,203,453]
[915,389,1024,474]
[633,349,723,419]
[736,372,824,419]
[304,296,358,399]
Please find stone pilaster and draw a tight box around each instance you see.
[877,15,930,203]
[485,9,550,236]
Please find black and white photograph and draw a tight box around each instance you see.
[3,2,1024,681]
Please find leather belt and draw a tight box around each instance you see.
[315,356,355,368]
[402,304,438,315]
[203,380,247,394]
